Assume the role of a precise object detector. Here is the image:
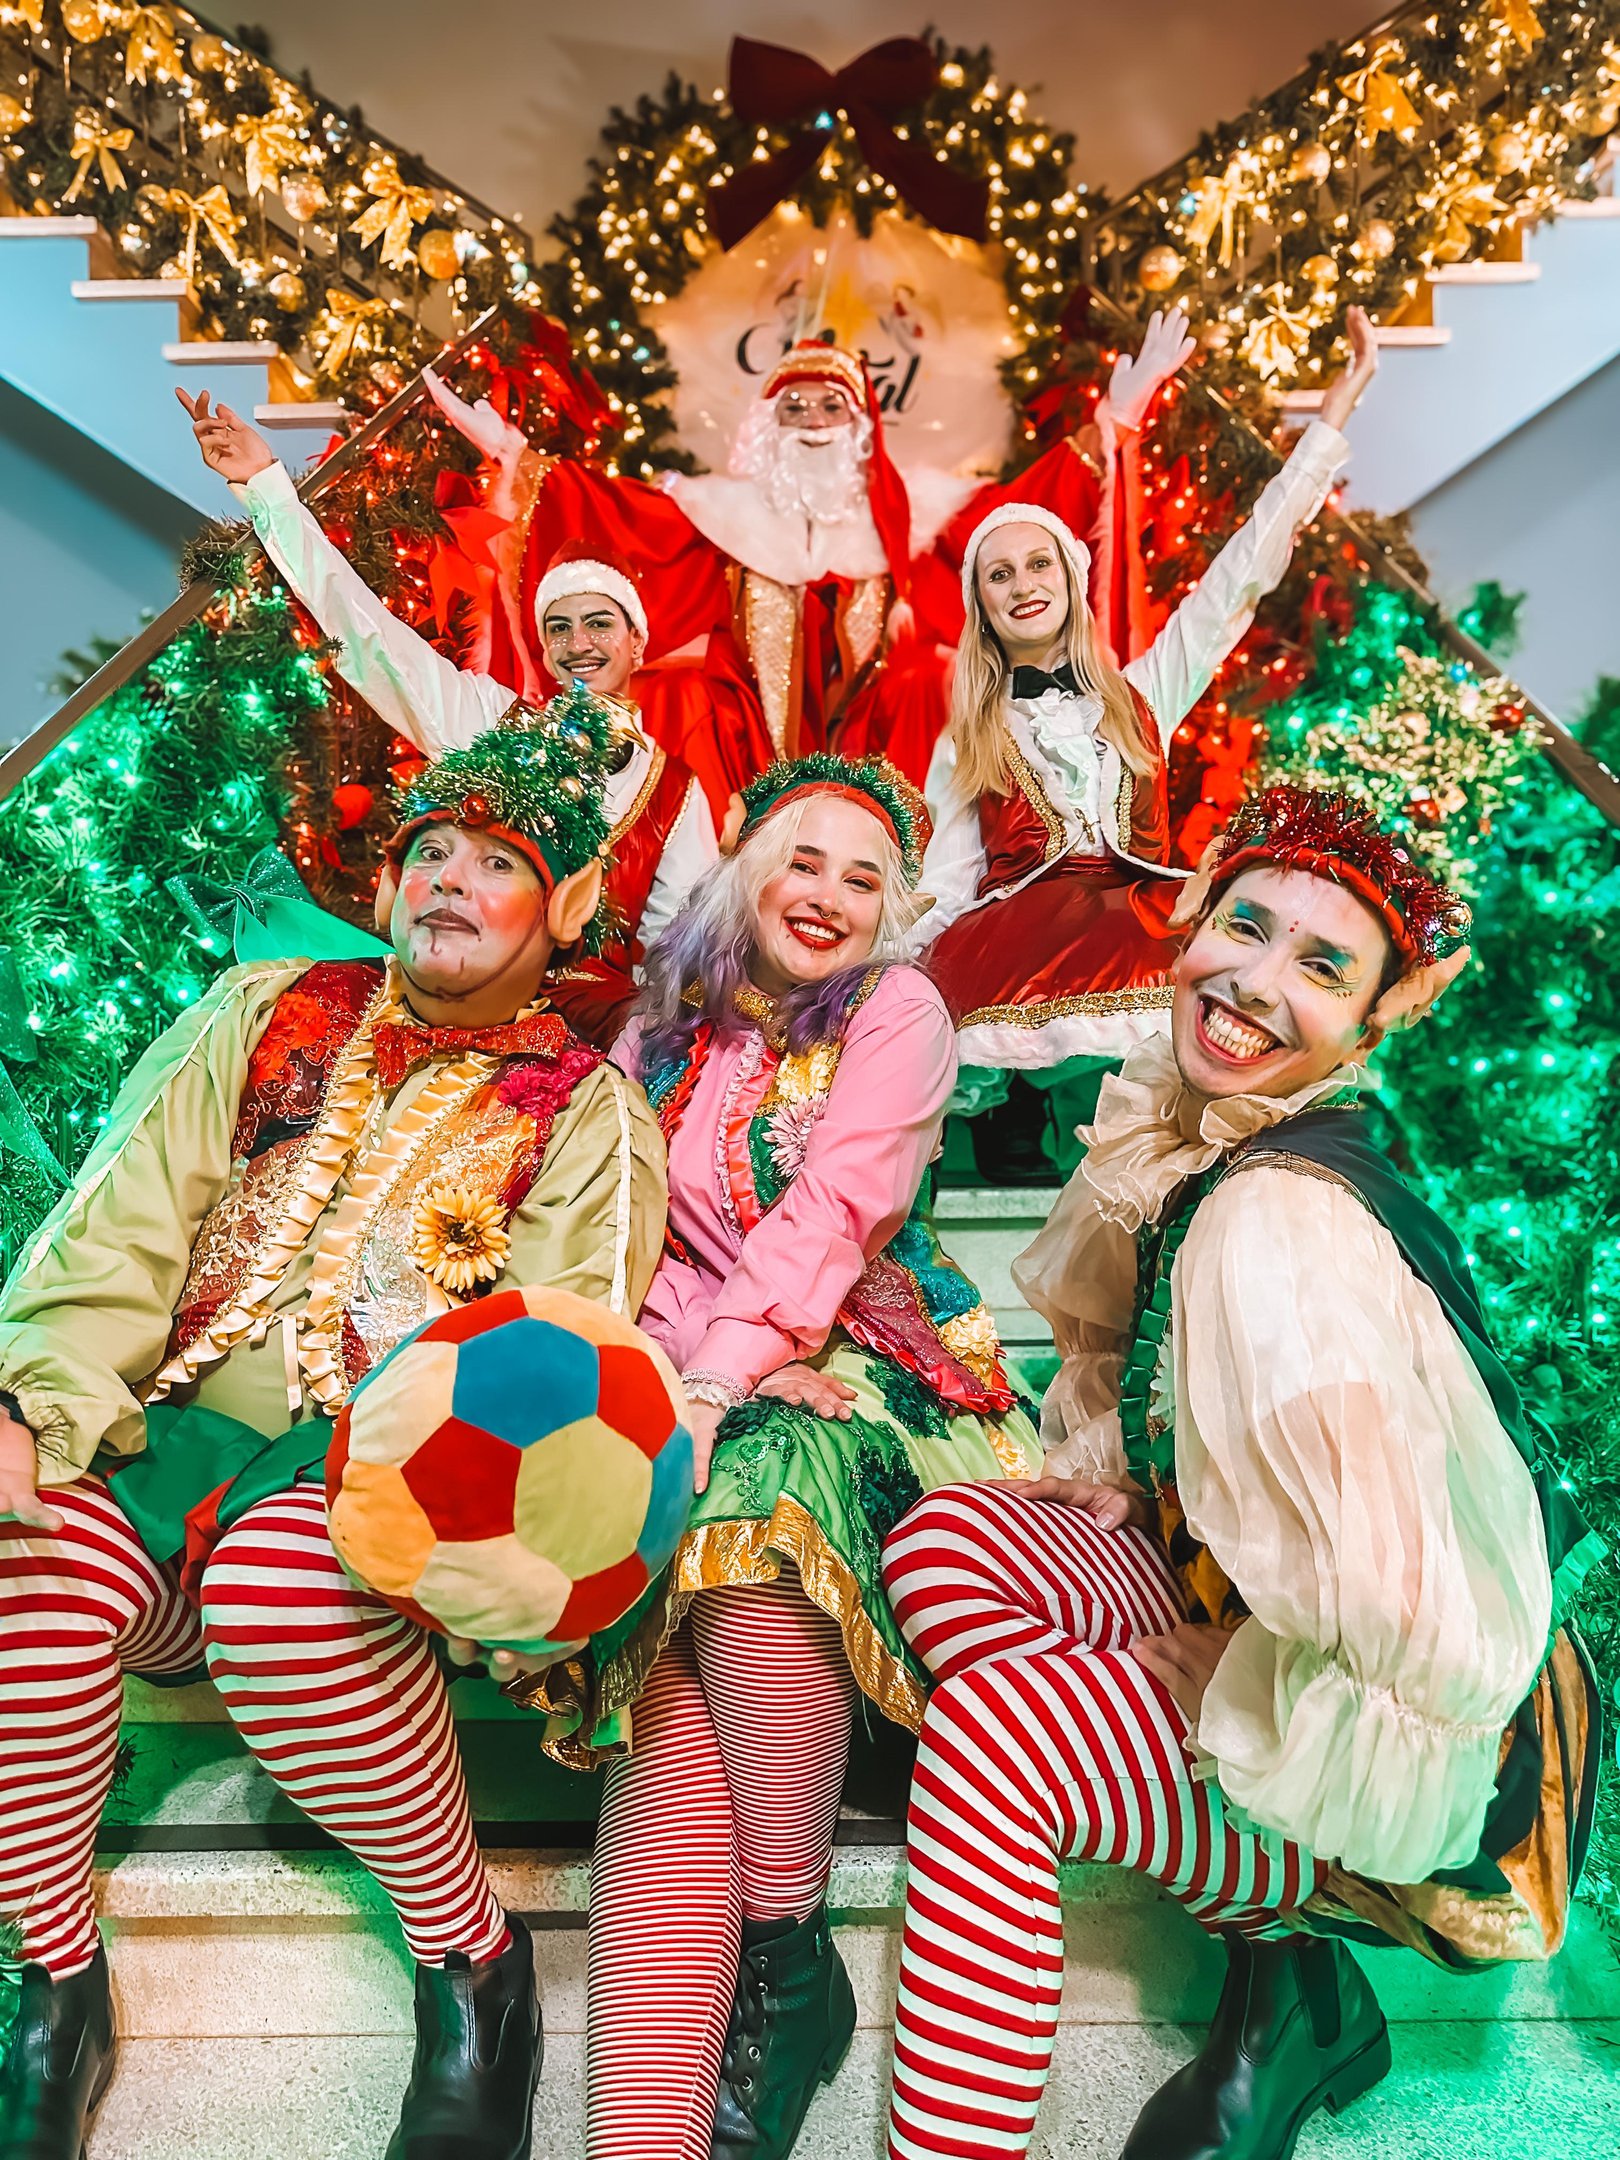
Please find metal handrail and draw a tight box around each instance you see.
[0,305,501,799]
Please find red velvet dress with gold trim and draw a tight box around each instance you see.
[916,421,1351,1071]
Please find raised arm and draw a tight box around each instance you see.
[1123,307,1377,743]
[179,389,510,755]
[1172,1163,1551,1883]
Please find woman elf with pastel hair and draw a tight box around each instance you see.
[915,308,1380,1178]
[509,753,1042,2160]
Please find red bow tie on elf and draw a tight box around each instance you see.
[372,1010,570,1090]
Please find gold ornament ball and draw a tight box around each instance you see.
[1290,141,1332,183]
[416,227,460,281]
[266,269,307,314]
[189,33,229,73]
[1489,127,1531,174]
[61,0,108,41]
[1584,101,1619,137]
[360,153,399,194]
[1197,318,1233,352]
[280,172,330,223]
[0,93,28,138]
[1302,252,1339,287]
[1359,217,1396,260]
[1138,243,1184,292]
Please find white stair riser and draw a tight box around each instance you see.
[0,232,334,507]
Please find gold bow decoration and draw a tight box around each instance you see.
[63,108,134,199]
[317,287,397,376]
[1240,284,1315,382]
[1495,0,1543,50]
[123,4,182,84]
[1431,171,1507,262]
[0,0,45,31]
[1338,37,1423,145]
[1186,155,1260,267]
[350,153,435,269]
[157,183,243,280]
[232,110,304,198]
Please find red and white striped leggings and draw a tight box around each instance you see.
[879,1481,1325,2160]
[586,1573,857,2160]
[0,1478,506,1977]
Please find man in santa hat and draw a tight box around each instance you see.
[423,311,1195,788]
[177,390,719,1043]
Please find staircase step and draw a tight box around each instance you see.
[1373,325,1454,347]
[0,214,99,238]
[76,2009,1620,2160]
[256,400,347,431]
[71,278,190,302]
[89,1843,1620,2041]
[1429,260,1542,283]
[163,340,282,365]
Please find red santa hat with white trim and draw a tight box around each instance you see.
[762,340,915,606]
[530,539,649,643]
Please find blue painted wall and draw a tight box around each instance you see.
[0,381,194,747]
[1409,352,1620,726]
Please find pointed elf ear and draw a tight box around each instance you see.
[1367,944,1471,1035]
[373,863,399,936]
[547,858,604,946]
[719,792,747,856]
[1167,834,1226,930]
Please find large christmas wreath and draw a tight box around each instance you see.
[536,33,1096,474]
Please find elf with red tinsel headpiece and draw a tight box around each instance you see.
[178,391,721,1047]
[421,312,1197,791]
[878,781,1601,2160]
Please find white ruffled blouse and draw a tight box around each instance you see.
[1015,1036,1552,1886]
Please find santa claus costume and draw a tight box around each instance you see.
[425,323,1192,790]
[229,450,717,1042]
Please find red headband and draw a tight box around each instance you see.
[754,780,904,855]
[384,804,556,892]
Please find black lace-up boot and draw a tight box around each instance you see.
[710,1907,857,2159]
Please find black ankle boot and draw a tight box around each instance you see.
[1120,1930,1391,2160]
[711,1908,857,2159]
[0,1945,117,2160]
[384,1915,542,2160]
[972,1081,1056,1187]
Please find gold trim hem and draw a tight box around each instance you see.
[959,983,1175,1027]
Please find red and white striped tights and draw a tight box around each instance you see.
[0,1479,506,1977]
[879,1482,1326,2160]
[587,1572,856,2160]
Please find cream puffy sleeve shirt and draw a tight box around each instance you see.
[1172,1162,1551,1884]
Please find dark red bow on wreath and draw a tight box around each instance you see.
[710,36,990,251]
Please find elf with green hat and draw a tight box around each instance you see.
[0,712,668,2160]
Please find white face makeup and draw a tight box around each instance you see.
[391,823,553,1007]
[540,591,642,697]
[750,795,890,996]
[1170,864,1392,1101]
[973,521,1073,667]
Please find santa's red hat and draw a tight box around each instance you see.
[527,539,648,642]
[761,341,914,607]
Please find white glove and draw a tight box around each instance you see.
[421,365,527,468]
[1100,307,1197,433]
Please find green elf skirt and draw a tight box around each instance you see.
[520,1335,1040,1765]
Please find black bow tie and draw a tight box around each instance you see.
[1010,661,1080,701]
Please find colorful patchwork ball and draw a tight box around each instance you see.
[325,1285,694,1655]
